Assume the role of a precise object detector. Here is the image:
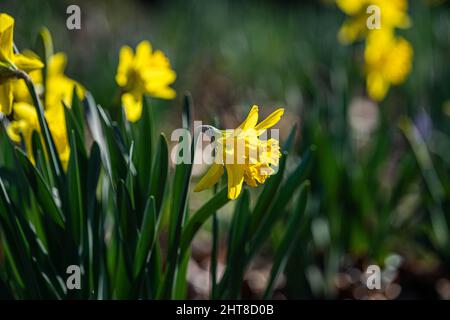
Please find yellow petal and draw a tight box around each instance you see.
[255,108,284,134]
[0,14,14,62]
[135,40,152,69]
[13,51,44,73]
[194,163,224,192]
[337,15,368,45]
[115,45,134,87]
[13,102,37,123]
[6,120,22,142]
[237,105,258,131]
[121,92,142,122]
[336,0,366,15]
[226,165,244,200]
[147,86,176,100]
[367,72,389,101]
[0,81,13,114]
[47,52,67,77]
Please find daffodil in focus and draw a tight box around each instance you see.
[115,40,176,122]
[7,52,84,169]
[0,13,43,114]
[336,0,411,44]
[194,106,284,200]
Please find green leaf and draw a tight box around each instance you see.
[158,93,194,299]
[134,96,155,203]
[282,123,297,152]
[179,187,229,259]
[14,149,65,228]
[263,181,310,299]
[66,129,84,247]
[249,146,314,256]
[0,178,41,297]
[172,245,190,299]
[64,102,87,158]
[85,142,102,296]
[148,134,169,214]
[225,189,250,298]
[133,196,157,279]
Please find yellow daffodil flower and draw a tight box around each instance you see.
[336,0,413,101]
[116,40,176,122]
[336,0,411,44]
[365,30,413,101]
[0,13,43,114]
[13,52,85,107]
[194,105,284,200]
[6,101,70,167]
[7,52,84,169]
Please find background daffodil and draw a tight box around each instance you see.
[7,52,84,169]
[365,30,413,101]
[0,13,43,114]
[194,105,284,200]
[336,0,413,101]
[6,101,70,167]
[336,0,411,44]
[115,40,176,122]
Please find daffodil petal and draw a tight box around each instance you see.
[0,14,14,61]
[237,105,258,131]
[226,165,244,200]
[6,121,22,143]
[0,81,13,114]
[255,108,284,133]
[115,46,134,87]
[122,92,143,122]
[13,52,44,72]
[13,102,37,123]
[194,163,224,192]
[336,0,366,15]
[135,40,152,69]
[47,52,67,77]
[367,72,389,101]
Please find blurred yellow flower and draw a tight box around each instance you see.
[365,30,413,101]
[13,52,85,107]
[194,106,283,200]
[0,13,43,114]
[336,0,411,44]
[7,101,70,167]
[115,40,176,122]
[7,52,84,169]
[336,0,413,101]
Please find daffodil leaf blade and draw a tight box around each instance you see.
[179,187,228,259]
[70,86,85,134]
[263,181,310,299]
[65,129,85,250]
[225,188,250,298]
[159,93,194,299]
[249,146,314,257]
[133,95,155,205]
[133,196,156,279]
[148,133,169,214]
[282,123,298,152]
[14,148,65,228]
